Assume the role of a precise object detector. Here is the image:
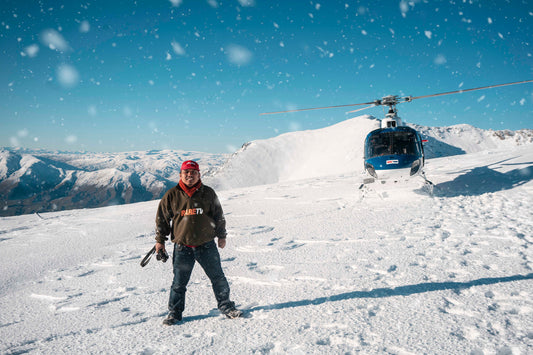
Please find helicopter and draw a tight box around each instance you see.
[261,79,533,187]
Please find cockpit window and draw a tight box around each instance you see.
[367,131,419,158]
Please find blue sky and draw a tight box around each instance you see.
[1,0,532,153]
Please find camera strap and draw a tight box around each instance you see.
[140,246,156,267]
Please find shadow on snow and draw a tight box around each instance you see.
[433,163,533,197]
[249,273,533,313]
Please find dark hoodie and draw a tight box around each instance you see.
[155,183,226,246]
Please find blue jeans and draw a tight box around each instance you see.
[168,240,234,314]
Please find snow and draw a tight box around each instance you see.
[9,115,530,217]
[209,116,379,190]
[0,149,227,216]
[1,120,533,354]
[208,116,532,190]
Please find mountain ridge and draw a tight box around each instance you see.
[207,116,533,190]
[0,149,226,216]
[1,116,532,216]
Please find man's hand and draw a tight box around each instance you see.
[155,242,166,253]
[218,238,226,249]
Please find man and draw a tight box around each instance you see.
[155,160,242,325]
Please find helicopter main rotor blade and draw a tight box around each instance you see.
[410,79,533,101]
[260,101,375,115]
[260,79,532,116]
[346,104,378,114]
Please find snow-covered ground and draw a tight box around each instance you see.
[1,140,532,354]
[2,116,531,217]
[1,117,532,354]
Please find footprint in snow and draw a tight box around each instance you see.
[0,226,31,235]
[30,293,81,313]
[267,237,282,246]
[283,241,305,250]
[250,226,274,235]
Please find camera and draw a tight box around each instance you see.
[156,249,169,263]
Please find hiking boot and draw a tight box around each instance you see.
[162,312,182,325]
[222,307,243,319]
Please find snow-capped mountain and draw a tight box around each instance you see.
[0,150,227,216]
[413,123,533,158]
[207,115,533,190]
[1,115,532,216]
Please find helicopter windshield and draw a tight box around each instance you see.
[367,130,420,158]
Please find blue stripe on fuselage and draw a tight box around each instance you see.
[365,154,418,170]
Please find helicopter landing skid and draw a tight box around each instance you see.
[357,180,384,201]
[419,172,434,196]
[358,177,375,189]
[358,172,434,200]
[420,171,433,185]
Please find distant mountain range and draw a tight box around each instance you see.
[1,115,532,216]
[0,150,227,216]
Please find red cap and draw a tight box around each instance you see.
[181,160,200,171]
